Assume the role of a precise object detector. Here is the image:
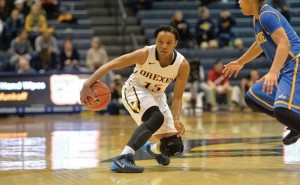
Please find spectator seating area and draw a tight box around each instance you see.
[1,0,299,85]
[0,0,93,72]
[0,0,299,113]
[51,0,93,65]
[136,0,300,85]
[0,0,147,75]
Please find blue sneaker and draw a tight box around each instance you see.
[141,142,170,166]
[110,153,144,173]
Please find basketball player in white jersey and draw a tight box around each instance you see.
[80,25,190,173]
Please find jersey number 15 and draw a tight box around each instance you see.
[145,82,162,92]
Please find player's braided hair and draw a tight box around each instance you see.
[154,25,179,41]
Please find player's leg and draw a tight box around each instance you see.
[274,107,300,145]
[273,59,300,145]
[110,84,165,173]
[245,82,297,144]
[110,106,164,173]
[246,59,300,145]
[245,82,296,144]
[141,135,183,166]
[139,105,171,166]
[245,81,299,144]
[141,93,183,161]
[140,94,175,166]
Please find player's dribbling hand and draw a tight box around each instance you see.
[80,81,97,107]
[222,61,244,78]
[256,70,279,94]
[174,120,185,137]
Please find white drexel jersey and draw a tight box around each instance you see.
[127,45,185,96]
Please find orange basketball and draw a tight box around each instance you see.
[86,81,111,111]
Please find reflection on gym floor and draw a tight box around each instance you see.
[0,113,299,185]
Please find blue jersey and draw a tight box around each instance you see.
[254,4,300,63]
[247,4,300,114]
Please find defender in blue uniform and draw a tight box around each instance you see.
[223,0,300,145]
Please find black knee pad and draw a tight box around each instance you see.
[141,106,164,133]
[160,135,184,156]
[245,95,274,117]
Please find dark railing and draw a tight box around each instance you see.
[116,0,128,53]
[114,0,141,53]
[130,33,139,50]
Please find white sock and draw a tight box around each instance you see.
[121,146,135,155]
[150,143,161,154]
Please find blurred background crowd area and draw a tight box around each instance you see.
[0,0,299,114]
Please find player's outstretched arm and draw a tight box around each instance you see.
[223,41,263,78]
[171,59,190,137]
[85,48,148,86]
[80,48,148,106]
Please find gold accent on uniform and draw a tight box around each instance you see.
[249,88,274,109]
[288,57,299,109]
[260,4,268,12]
[256,32,267,44]
[289,51,295,58]
[124,86,141,113]
[275,101,300,110]
[129,100,141,113]
[259,10,280,35]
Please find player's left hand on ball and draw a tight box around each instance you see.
[174,120,185,137]
[256,70,279,94]
[80,82,96,107]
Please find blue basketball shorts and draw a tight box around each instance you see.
[246,57,300,114]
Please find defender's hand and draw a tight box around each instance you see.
[222,61,244,78]
[256,70,279,94]
[174,120,185,137]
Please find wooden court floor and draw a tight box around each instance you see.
[0,112,300,185]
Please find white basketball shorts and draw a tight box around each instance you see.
[122,81,177,135]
